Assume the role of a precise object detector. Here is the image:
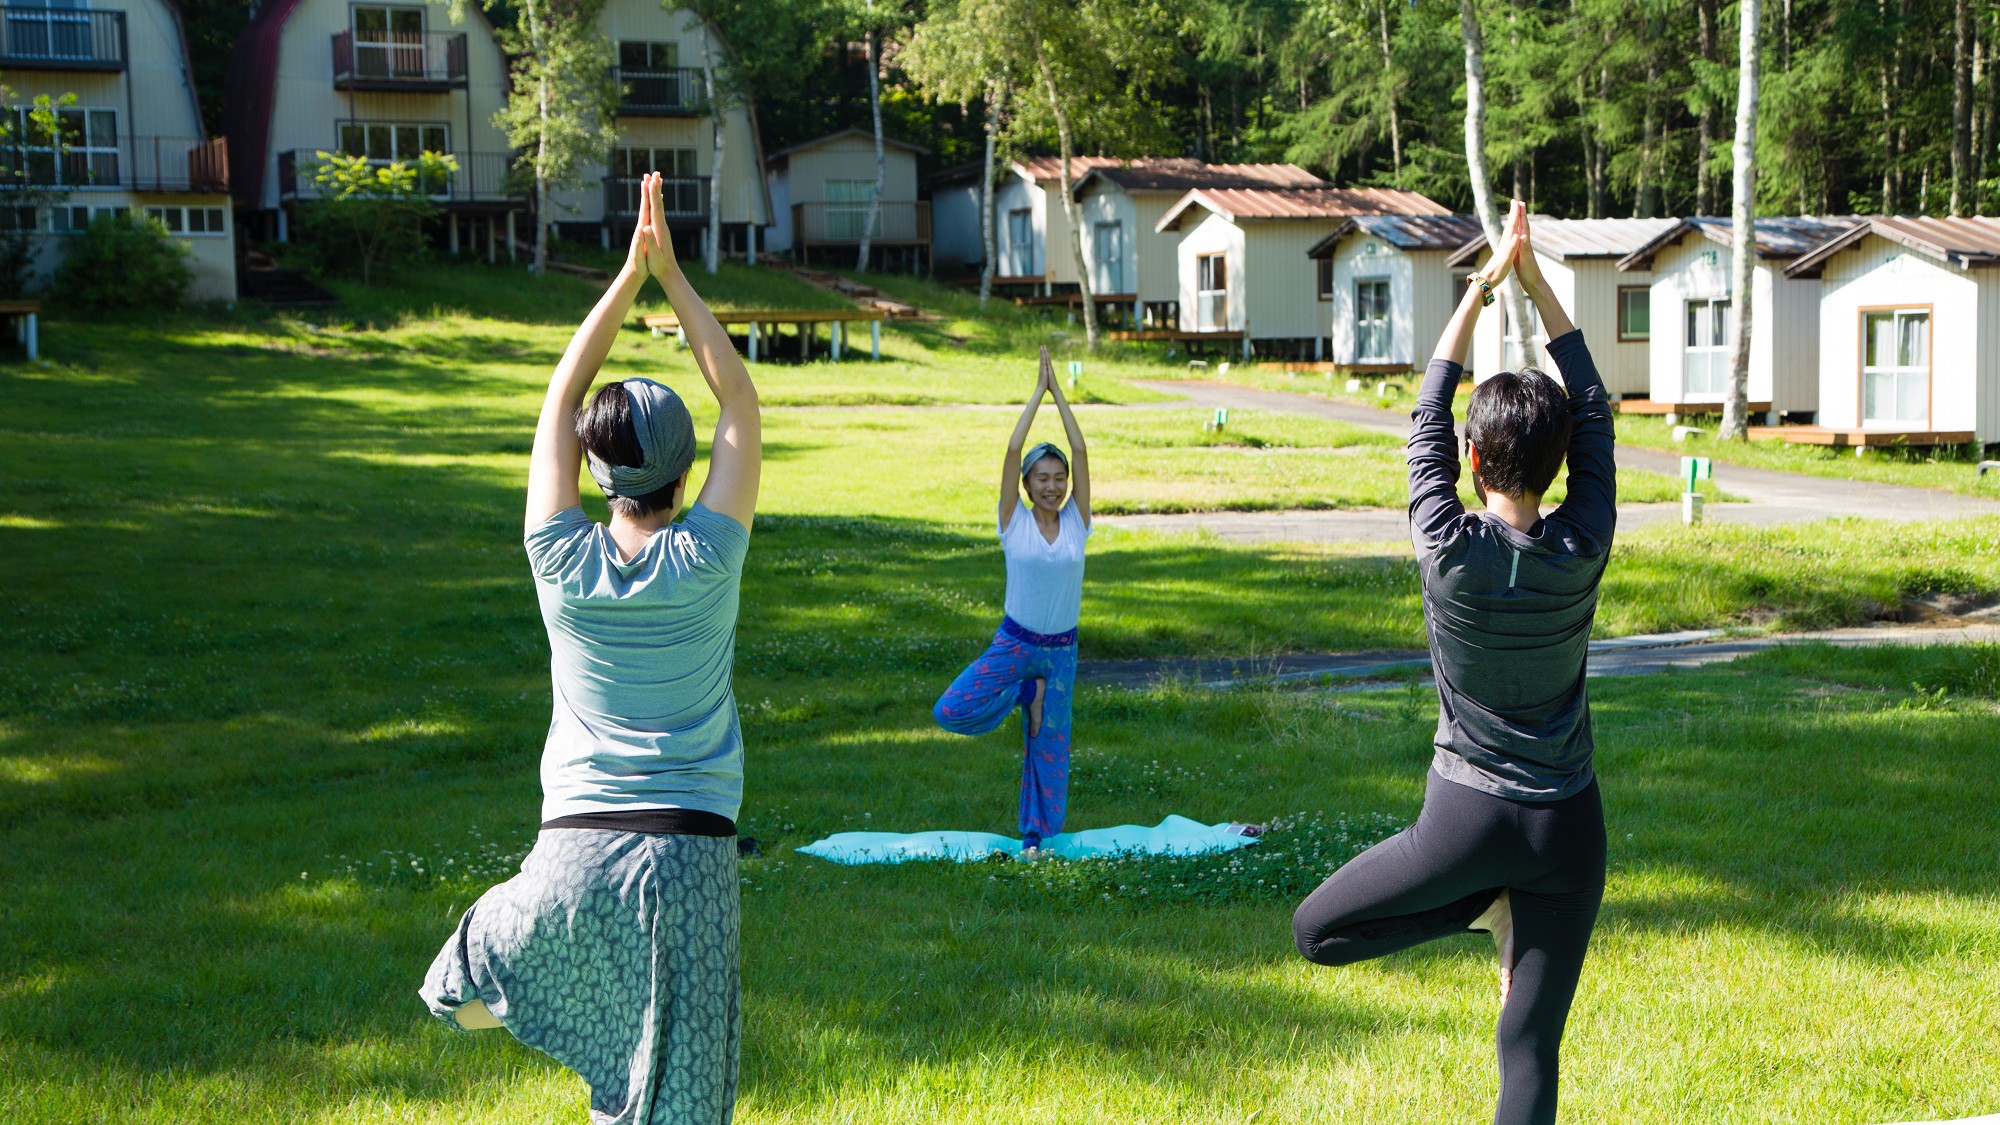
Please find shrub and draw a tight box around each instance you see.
[292,150,457,285]
[52,211,193,311]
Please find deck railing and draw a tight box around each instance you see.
[0,7,124,70]
[0,135,225,191]
[278,149,523,203]
[604,175,708,221]
[332,29,468,89]
[612,67,705,115]
[792,200,930,244]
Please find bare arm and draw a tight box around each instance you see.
[1043,359,1089,526]
[1512,227,1577,342]
[998,354,1049,532]
[525,172,661,531]
[644,176,761,530]
[1431,200,1524,367]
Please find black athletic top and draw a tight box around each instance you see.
[542,808,737,837]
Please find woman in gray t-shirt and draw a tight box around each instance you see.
[420,173,762,1125]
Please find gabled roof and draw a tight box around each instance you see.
[1156,186,1450,232]
[1615,216,1860,271]
[1071,160,1325,196]
[1782,215,2000,277]
[1443,217,1681,267]
[1307,214,1487,259]
[768,126,929,168]
[1010,155,1127,182]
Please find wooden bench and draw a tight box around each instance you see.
[0,299,40,359]
[639,308,886,362]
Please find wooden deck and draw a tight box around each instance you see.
[1746,425,1977,448]
[1107,329,1244,342]
[1616,399,1771,416]
[1013,292,1138,307]
[639,308,884,361]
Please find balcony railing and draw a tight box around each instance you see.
[278,149,525,204]
[605,175,708,221]
[612,66,705,115]
[0,135,226,191]
[332,29,468,91]
[792,200,930,245]
[0,7,124,71]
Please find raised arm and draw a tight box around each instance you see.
[1517,228,1614,546]
[645,176,761,531]
[1410,201,1524,544]
[1043,354,1089,526]
[998,353,1049,532]
[525,171,661,530]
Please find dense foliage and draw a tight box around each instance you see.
[50,212,192,311]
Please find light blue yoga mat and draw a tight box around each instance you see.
[796,814,1260,866]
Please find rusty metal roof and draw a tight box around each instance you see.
[1010,155,1128,182]
[1444,217,1682,266]
[1156,186,1451,232]
[1783,215,2000,276]
[1307,214,1488,258]
[1075,161,1326,194]
[1616,216,1861,271]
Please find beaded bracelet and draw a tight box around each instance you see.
[1466,272,1496,307]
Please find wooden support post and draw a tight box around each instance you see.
[506,211,518,262]
[870,319,881,360]
[449,212,460,255]
[748,320,759,363]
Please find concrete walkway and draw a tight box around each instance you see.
[1079,617,2000,690]
[1108,380,2000,543]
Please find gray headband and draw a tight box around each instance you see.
[585,378,696,500]
[1021,442,1068,478]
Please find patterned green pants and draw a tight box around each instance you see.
[422,829,741,1125]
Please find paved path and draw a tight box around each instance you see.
[1107,381,2000,543]
[1079,617,2000,690]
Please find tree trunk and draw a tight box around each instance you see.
[701,31,722,275]
[534,76,550,273]
[1697,0,1718,215]
[1953,0,1972,215]
[1037,47,1096,349]
[1378,2,1403,179]
[1636,53,1659,217]
[1460,0,1533,370]
[978,79,1001,310]
[857,22,885,271]
[1721,0,1761,442]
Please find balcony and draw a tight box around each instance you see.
[332,29,467,92]
[0,7,125,71]
[792,200,930,246]
[605,175,708,223]
[277,149,525,206]
[0,135,226,192]
[612,66,705,116]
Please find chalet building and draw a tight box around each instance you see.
[1782,216,2000,446]
[991,155,1120,292]
[1444,218,1677,391]
[1,0,235,299]
[546,5,770,260]
[1307,214,1486,369]
[765,127,929,270]
[1616,216,1858,420]
[1154,186,1451,358]
[227,0,518,257]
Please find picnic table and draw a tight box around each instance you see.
[639,308,885,362]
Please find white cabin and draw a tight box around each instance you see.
[1446,218,1678,390]
[6,0,236,300]
[1616,217,1856,418]
[765,127,926,269]
[1784,216,2000,443]
[1309,215,1485,369]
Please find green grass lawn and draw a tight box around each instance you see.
[2,265,1997,1123]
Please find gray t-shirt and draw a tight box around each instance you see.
[1407,330,1616,801]
[524,503,750,822]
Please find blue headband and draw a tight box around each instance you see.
[585,378,696,500]
[1021,442,1068,478]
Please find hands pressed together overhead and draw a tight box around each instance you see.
[625,170,682,283]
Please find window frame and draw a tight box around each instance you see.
[1195,251,1228,331]
[4,104,119,188]
[1092,220,1124,294]
[142,205,228,236]
[1681,295,1732,399]
[1005,208,1034,277]
[1353,276,1392,363]
[1857,304,1933,427]
[1617,285,1651,342]
[1316,257,1334,301]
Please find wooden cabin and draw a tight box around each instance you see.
[1308,214,1486,369]
[991,155,1120,292]
[765,127,928,270]
[545,4,770,260]
[3,0,235,299]
[1153,186,1451,359]
[227,0,518,258]
[1779,216,2000,446]
[1615,216,1857,420]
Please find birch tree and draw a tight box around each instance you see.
[1721,0,1762,441]
[903,0,1013,305]
[1460,0,1534,370]
[700,27,725,274]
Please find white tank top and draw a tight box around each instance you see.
[999,498,1089,634]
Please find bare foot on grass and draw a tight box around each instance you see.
[1027,677,1046,738]
[1469,888,1515,1003]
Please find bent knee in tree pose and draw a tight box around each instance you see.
[1290,201,1616,1125]
[933,346,1091,854]
[418,172,762,1125]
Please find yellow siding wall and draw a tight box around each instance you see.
[1815,234,1984,436]
[1076,182,1137,295]
[1131,192,1180,304]
[788,135,916,202]
[1240,220,1341,340]
[1043,180,1081,286]
[1571,259,1653,396]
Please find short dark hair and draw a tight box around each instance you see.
[1464,369,1572,498]
[575,382,684,518]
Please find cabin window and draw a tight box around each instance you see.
[1354,278,1391,362]
[616,42,697,110]
[351,5,426,80]
[5,0,99,63]
[1092,221,1124,293]
[1006,208,1033,276]
[1501,292,1544,369]
[1316,258,1334,300]
[1861,308,1930,425]
[142,205,227,236]
[823,179,880,241]
[618,41,678,69]
[338,121,450,193]
[1618,286,1650,341]
[1196,252,1228,331]
[3,105,117,186]
[614,146,700,216]
[1682,297,1731,396]
[48,204,119,233]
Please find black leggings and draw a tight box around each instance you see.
[1292,770,1605,1125]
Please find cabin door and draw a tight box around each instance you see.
[1682,296,1731,399]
